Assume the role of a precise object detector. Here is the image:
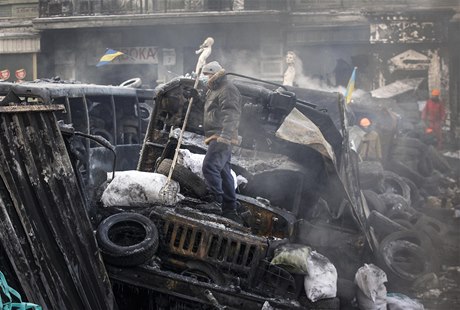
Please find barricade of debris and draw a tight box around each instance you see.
[0,76,458,310]
[351,99,460,309]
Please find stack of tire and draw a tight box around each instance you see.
[395,101,422,130]
[358,160,452,290]
[385,137,451,198]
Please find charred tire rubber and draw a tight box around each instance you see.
[391,146,420,158]
[358,161,384,189]
[367,210,407,241]
[417,153,434,177]
[413,215,447,254]
[385,160,424,187]
[363,190,387,215]
[378,171,411,203]
[426,145,451,173]
[393,137,426,151]
[157,158,208,197]
[377,230,436,284]
[400,177,421,207]
[96,212,159,266]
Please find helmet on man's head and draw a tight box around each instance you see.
[359,117,371,128]
[202,61,222,75]
[431,89,440,97]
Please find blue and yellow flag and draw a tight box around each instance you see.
[344,67,357,104]
[96,49,125,67]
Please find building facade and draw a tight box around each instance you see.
[0,0,40,82]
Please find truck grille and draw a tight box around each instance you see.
[152,210,268,275]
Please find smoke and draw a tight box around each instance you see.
[219,49,356,96]
[294,55,345,93]
[219,49,262,78]
[291,52,371,103]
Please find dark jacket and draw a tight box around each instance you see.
[203,69,242,143]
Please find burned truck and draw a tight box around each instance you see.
[0,80,154,202]
[0,74,375,309]
[93,74,374,309]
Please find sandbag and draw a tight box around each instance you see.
[101,171,181,206]
[271,244,310,273]
[355,264,387,310]
[304,251,338,302]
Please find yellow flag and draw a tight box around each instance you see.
[344,67,357,104]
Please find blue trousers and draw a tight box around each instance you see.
[202,140,236,210]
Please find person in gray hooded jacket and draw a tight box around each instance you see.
[200,61,243,224]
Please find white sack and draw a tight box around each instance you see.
[178,149,247,189]
[178,149,206,178]
[354,264,387,310]
[304,251,337,302]
[101,170,181,206]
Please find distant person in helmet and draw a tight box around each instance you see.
[422,89,446,149]
[357,117,382,161]
[199,61,243,224]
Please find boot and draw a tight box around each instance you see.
[222,209,244,225]
[195,201,222,214]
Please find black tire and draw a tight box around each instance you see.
[377,230,436,284]
[391,157,419,172]
[96,212,159,266]
[393,137,426,151]
[392,219,415,230]
[417,152,433,177]
[181,261,226,285]
[426,145,451,173]
[421,175,441,196]
[391,145,420,158]
[414,215,449,237]
[400,177,421,206]
[385,160,424,187]
[358,161,383,189]
[367,210,407,241]
[157,159,208,198]
[378,193,411,213]
[378,171,411,203]
[363,190,387,215]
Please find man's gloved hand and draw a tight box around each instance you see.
[183,88,200,100]
[216,136,232,145]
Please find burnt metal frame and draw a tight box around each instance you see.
[106,264,309,310]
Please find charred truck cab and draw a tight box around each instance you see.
[98,74,373,309]
[0,80,154,200]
